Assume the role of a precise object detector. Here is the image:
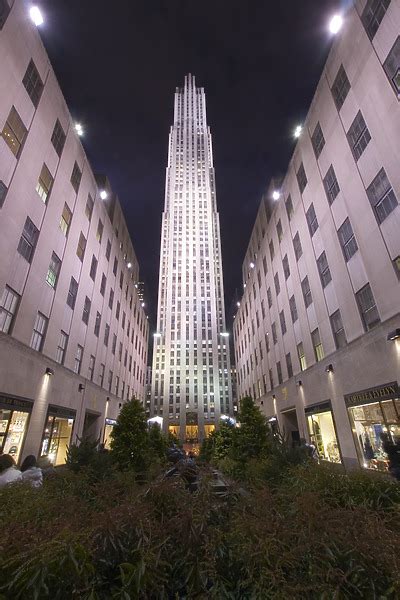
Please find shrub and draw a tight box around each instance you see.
[110,398,152,474]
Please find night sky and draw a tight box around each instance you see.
[39,0,340,328]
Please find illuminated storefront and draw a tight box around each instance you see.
[0,396,32,464]
[305,401,341,463]
[40,405,75,465]
[345,382,400,472]
[103,418,117,449]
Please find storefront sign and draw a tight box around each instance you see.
[0,394,33,412]
[47,404,76,419]
[344,382,399,408]
[304,400,332,416]
[105,418,117,426]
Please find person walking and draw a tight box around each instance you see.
[21,455,43,488]
[0,454,22,487]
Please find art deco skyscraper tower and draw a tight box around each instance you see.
[151,74,232,444]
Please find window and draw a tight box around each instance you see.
[296,163,307,194]
[323,165,340,205]
[361,0,391,40]
[74,345,83,374]
[269,368,274,390]
[279,310,287,335]
[30,312,48,351]
[106,239,111,261]
[366,168,398,224]
[274,272,280,295]
[89,255,98,281]
[347,111,371,161]
[85,194,94,220]
[289,295,298,323]
[277,361,283,385]
[119,270,124,289]
[94,312,101,337]
[272,322,277,344]
[22,59,43,107]
[330,310,347,349]
[104,323,110,347]
[306,203,318,237]
[283,254,290,280]
[276,219,283,242]
[51,119,66,157]
[311,328,324,362]
[338,218,358,261]
[297,342,306,371]
[116,301,120,320]
[262,255,267,275]
[66,277,78,309]
[301,276,312,308]
[88,355,95,381]
[108,288,114,309]
[113,257,118,276]
[286,353,293,378]
[0,180,7,208]
[1,107,27,157]
[0,286,19,333]
[76,232,86,262]
[59,203,72,236]
[99,364,105,387]
[394,256,400,279]
[311,122,325,158]
[285,195,293,220]
[356,284,380,330]
[267,287,272,308]
[269,240,275,261]
[36,164,53,204]
[17,217,39,263]
[96,219,103,243]
[56,331,68,364]
[384,36,400,97]
[100,273,106,296]
[293,232,303,261]
[112,334,117,355]
[82,296,91,325]
[70,162,82,193]
[0,0,11,30]
[46,252,61,288]
[317,251,332,288]
[331,65,350,110]
[108,370,113,393]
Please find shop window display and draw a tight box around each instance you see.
[0,409,30,464]
[307,409,341,463]
[41,414,74,465]
[348,398,400,472]
[103,418,117,449]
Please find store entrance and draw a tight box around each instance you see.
[0,396,32,464]
[41,406,76,465]
[306,402,341,463]
[280,408,300,446]
[83,411,100,441]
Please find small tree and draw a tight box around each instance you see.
[148,423,167,460]
[232,396,271,461]
[110,399,151,473]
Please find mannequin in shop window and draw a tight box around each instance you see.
[362,434,375,461]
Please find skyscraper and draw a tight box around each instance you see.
[151,74,232,445]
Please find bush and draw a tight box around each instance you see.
[110,398,152,474]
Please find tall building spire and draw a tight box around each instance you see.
[151,75,232,445]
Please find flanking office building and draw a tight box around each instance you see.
[0,0,148,465]
[234,0,400,472]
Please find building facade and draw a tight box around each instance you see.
[0,0,148,465]
[234,0,400,472]
[151,75,232,444]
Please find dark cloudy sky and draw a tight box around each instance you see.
[39,0,341,327]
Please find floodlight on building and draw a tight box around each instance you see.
[127,262,132,269]
[45,367,54,376]
[153,332,162,338]
[141,302,145,308]
[329,14,343,34]
[78,383,85,392]
[325,363,334,373]
[236,301,240,307]
[272,394,276,400]
[29,6,44,26]
[221,332,230,337]
[272,190,281,201]
[297,380,303,387]
[387,328,400,341]
[268,416,277,422]
[106,396,110,402]
[294,125,302,139]
[75,123,83,137]
[249,262,255,269]
[100,190,107,200]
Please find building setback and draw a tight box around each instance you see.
[234,0,400,472]
[151,75,232,443]
[0,0,149,465]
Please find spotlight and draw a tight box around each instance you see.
[100,190,107,200]
[387,328,400,341]
[106,396,110,402]
[329,14,343,34]
[78,383,85,392]
[294,125,303,139]
[141,302,145,308]
[297,380,303,387]
[45,367,54,376]
[272,394,276,400]
[325,364,334,373]
[249,262,255,269]
[221,332,230,337]
[29,6,44,26]
[75,123,83,137]
[127,262,132,269]
[272,190,281,201]
[153,332,162,338]
[236,301,240,307]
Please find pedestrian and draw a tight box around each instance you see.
[21,455,43,488]
[382,434,400,481]
[0,454,22,487]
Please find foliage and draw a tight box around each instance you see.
[110,398,152,474]
[231,396,271,462]
[148,423,168,460]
